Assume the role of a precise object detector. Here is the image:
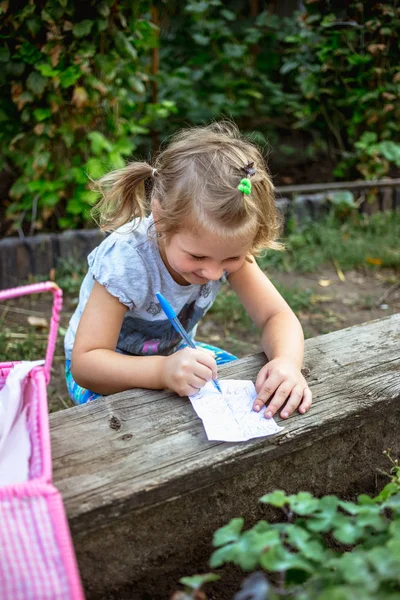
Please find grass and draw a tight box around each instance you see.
[258,210,400,273]
[55,258,88,296]
[208,282,314,329]
[0,328,47,362]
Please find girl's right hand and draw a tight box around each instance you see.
[162,347,218,397]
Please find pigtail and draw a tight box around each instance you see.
[91,162,154,232]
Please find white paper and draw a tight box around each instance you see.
[189,379,284,442]
[0,360,44,486]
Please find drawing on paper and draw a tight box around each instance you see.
[190,379,284,442]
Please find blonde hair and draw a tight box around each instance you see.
[92,121,283,253]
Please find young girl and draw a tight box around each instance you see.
[65,122,312,420]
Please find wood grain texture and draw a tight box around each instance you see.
[50,314,400,534]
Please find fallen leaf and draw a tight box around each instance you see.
[310,295,334,304]
[333,259,346,282]
[209,334,221,342]
[366,257,383,266]
[27,316,48,329]
[318,279,332,287]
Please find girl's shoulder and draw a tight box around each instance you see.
[105,214,154,249]
[86,215,156,310]
[88,214,154,263]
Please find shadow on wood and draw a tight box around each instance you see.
[50,315,400,599]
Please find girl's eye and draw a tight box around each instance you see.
[226,257,241,262]
[191,255,205,261]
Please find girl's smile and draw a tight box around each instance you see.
[158,226,254,286]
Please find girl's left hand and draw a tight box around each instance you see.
[253,358,312,419]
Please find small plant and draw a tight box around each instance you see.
[53,258,87,297]
[0,326,47,362]
[176,453,400,599]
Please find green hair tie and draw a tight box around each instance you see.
[238,178,252,195]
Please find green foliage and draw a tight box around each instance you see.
[259,210,400,273]
[354,133,400,179]
[0,0,175,233]
[0,326,47,362]
[208,287,255,329]
[179,454,400,600]
[179,573,220,591]
[2,1,400,234]
[52,257,87,296]
[159,0,400,180]
[280,1,400,179]
[158,0,297,145]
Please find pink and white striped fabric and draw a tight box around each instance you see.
[0,282,84,599]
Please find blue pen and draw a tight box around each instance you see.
[156,292,222,394]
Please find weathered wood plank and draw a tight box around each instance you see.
[276,178,400,195]
[51,315,399,523]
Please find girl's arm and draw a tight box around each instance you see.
[71,282,217,396]
[228,259,312,419]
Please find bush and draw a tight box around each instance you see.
[280,1,400,179]
[0,0,175,234]
[2,1,400,234]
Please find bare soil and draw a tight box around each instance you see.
[1,266,398,412]
[200,266,399,355]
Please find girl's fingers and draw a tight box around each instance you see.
[298,386,313,414]
[184,384,203,397]
[279,385,303,419]
[181,375,212,397]
[194,350,218,379]
[262,383,292,419]
[253,373,283,412]
[192,362,215,384]
[255,367,268,393]
[189,377,207,391]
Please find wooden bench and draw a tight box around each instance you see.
[50,315,400,600]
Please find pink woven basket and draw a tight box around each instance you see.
[0,282,84,600]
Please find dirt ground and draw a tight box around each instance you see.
[1,266,398,412]
[200,266,399,355]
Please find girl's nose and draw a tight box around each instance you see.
[203,265,224,281]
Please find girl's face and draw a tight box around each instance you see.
[159,226,254,286]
